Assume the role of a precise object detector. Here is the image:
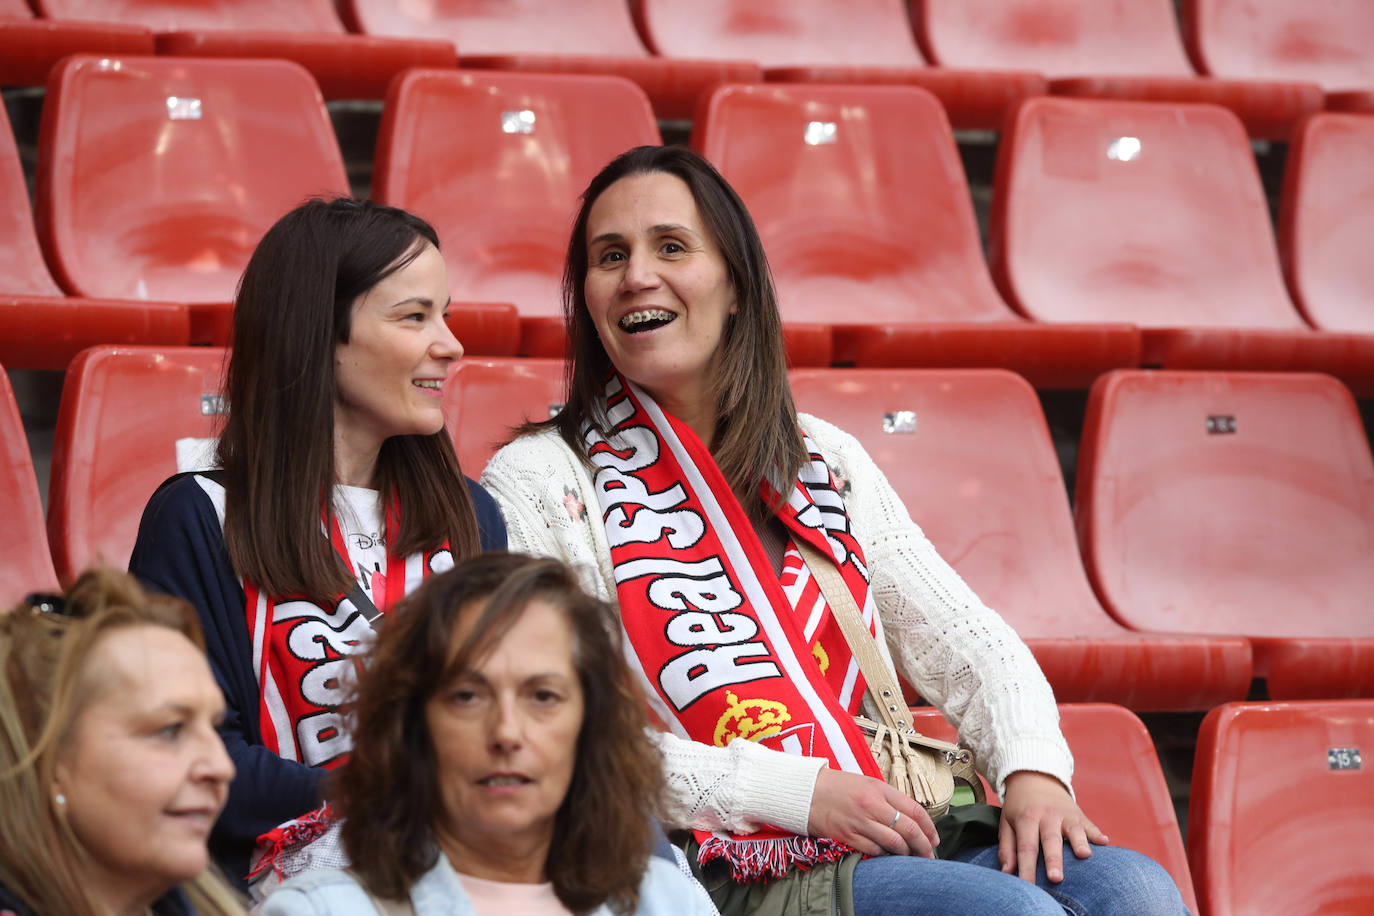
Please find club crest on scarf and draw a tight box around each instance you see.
[586,373,887,882]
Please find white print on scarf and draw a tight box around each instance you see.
[592,377,782,713]
[272,596,376,766]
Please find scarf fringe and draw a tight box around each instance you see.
[698,834,853,883]
[246,803,336,881]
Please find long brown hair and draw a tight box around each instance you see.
[0,569,245,916]
[217,197,480,599]
[533,145,807,519]
[336,553,663,914]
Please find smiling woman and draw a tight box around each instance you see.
[0,569,245,916]
[127,198,508,886]
[257,553,716,916]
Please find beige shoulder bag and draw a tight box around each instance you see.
[795,539,986,818]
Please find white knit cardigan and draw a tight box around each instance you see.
[480,413,1073,838]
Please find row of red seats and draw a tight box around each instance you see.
[4,60,1373,389]
[3,0,1373,132]
[5,352,1372,708]
[8,351,1368,912]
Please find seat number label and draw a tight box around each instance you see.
[1328,747,1362,770]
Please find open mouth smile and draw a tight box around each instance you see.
[618,309,677,334]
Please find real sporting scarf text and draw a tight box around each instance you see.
[587,374,886,882]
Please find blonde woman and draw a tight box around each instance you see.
[0,569,245,916]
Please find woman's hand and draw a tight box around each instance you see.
[998,770,1108,883]
[806,767,939,858]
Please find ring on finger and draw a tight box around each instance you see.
[889,810,901,830]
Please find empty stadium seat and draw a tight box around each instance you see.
[0,19,154,86]
[991,97,1374,394]
[1183,0,1374,94]
[918,0,1322,138]
[441,357,566,474]
[47,345,227,584]
[0,364,59,607]
[0,0,32,15]
[0,90,187,369]
[1076,370,1374,700]
[635,0,1045,130]
[33,0,454,98]
[695,83,1138,387]
[1279,113,1374,334]
[911,704,1197,912]
[34,55,350,346]
[341,0,759,121]
[1189,700,1374,916]
[369,71,834,363]
[789,367,1250,710]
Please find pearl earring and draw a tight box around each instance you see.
[54,793,66,806]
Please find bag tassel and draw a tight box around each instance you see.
[698,834,853,883]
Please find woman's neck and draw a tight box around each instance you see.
[81,864,162,916]
[333,432,381,489]
[436,823,551,885]
[645,386,717,450]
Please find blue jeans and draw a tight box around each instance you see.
[851,842,1190,915]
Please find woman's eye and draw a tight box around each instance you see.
[157,722,185,741]
[449,688,480,705]
[596,249,625,264]
[532,688,562,705]
[661,241,685,255]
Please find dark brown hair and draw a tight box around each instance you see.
[0,569,244,916]
[335,553,663,913]
[535,145,806,518]
[217,196,481,599]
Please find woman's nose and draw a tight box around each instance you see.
[619,249,660,293]
[196,730,236,785]
[489,697,523,751]
[432,313,465,361]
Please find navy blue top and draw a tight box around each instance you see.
[129,473,507,887]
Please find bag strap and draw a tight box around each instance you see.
[794,538,985,803]
[344,869,416,916]
[793,538,916,738]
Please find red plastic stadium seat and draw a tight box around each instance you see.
[635,0,1045,131]
[1279,113,1374,335]
[33,0,453,99]
[374,71,694,360]
[0,19,154,86]
[788,368,1250,710]
[35,55,349,345]
[0,90,187,369]
[0,0,33,16]
[1189,700,1374,916]
[1327,90,1374,114]
[47,345,227,584]
[441,357,566,475]
[340,0,758,121]
[1183,0,1374,94]
[1076,370,1374,700]
[0,365,59,606]
[991,97,1374,394]
[695,84,1138,387]
[913,704,1197,913]
[919,0,1321,138]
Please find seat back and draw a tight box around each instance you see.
[990,96,1304,330]
[374,70,659,321]
[1279,113,1374,334]
[0,99,62,297]
[344,0,649,56]
[1183,0,1374,91]
[918,0,1193,78]
[0,0,33,17]
[1189,700,1374,916]
[34,0,344,32]
[1076,370,1374,639]
[910,704,1196,912]
[788,368,1116,637]
[441,358,566,475]
[635,0,925,68]
[0,365,59,605]
[47,346,227,582]
[696,84,1012,325]
[36,55,348,304]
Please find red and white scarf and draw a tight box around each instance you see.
[244,499,450,768]
[587,374,886,882]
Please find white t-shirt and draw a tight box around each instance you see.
[333,484,388,604]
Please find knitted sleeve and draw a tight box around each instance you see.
[800,414,1074,797]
